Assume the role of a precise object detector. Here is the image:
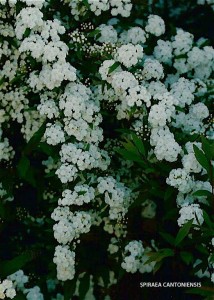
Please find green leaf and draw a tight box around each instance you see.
[24,122,46,155]
[23,28,31,38]
[196,244,209,255]
[64,280,76,300]
[145,248,174,264]
[82,0,90,8]
[14,292,26,300]
[164,186,175,202]
[88,29,101,37]
[201,136,213,160]
[203,210,213,228]
[193,145,210,174]
[0,76,5,86]
[0,252,35,277]
[38,142,56,157]
[17,156,30,179]
[159,232,175,246]
[192,190,212,197]
[209,253,214,264]
[79,273,90,300]
[180,251,193,265]
[175,219,193,246]
[108,62,120,74]
[186,287,214,297]
[116,148,142,162]
[131,133,146,156]
[153,261,163,274]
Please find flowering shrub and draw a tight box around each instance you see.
[0,0,213,299]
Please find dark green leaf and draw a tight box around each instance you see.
[164,186,175,202]
[23,28,31,38]
[17,156,30,179]
[116,148,142,162]
[201,136,213,160]
[64,280,76,300]
[0,76,5,86]
[159,232,175,246]
[180,251,193,265]
[175,219,193,246]
[153,261,163,274]
[192,190,212,197]
[0,252,35,277]
[24,122,46,155]
[131,133,146,156]
[145,248,174,264]
[193,145,210,174]
[88,29,101,37]
[186,287,214,297]
[14,292,26,300]
[203,210,213,228]
[108,62,120,74]
[79,273,90,300]
[196,244,209,255]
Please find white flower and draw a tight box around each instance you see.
[145,15,165,36]
[177,204,204,228]
[114,44,144,68]
[167,168,194,193]
[44,123,65,146]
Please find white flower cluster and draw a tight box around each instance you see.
[121,241,155,274]
[98,24,118,44]
[167,141,210,197]
[58,185,95,206]
[16,8,76,91]
[176,180,211,207]
[52,206,91,244]
[182,142,203,174]
[177,204,204,227]
[56,142,110,183]
[114,44,144,68]
[121,241,144,273]
[97,176,132,220]
[0,280,16,299]
[53,245,75,281]
[67,0,132,19]
[141,58,164,80]
[148,92,178,127]
[173,30,214,80]
[37,93,59,119]
[24,287,44,300]
[170,78,195,107]
[153,39,173,65]
[7,270,44,300]
[172,102,209,134]
[88,0,132,17]
[119,27,147,45]
[0,129,14,162]
[59,83,103,143]
[99,59,121,83]
[0,89,29,123]
[125,85,152,107]
[145,15,165,36]
[8,270,28,291]
[167,168,194,194]
[44,123,65,146]
[150,126,182,162]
